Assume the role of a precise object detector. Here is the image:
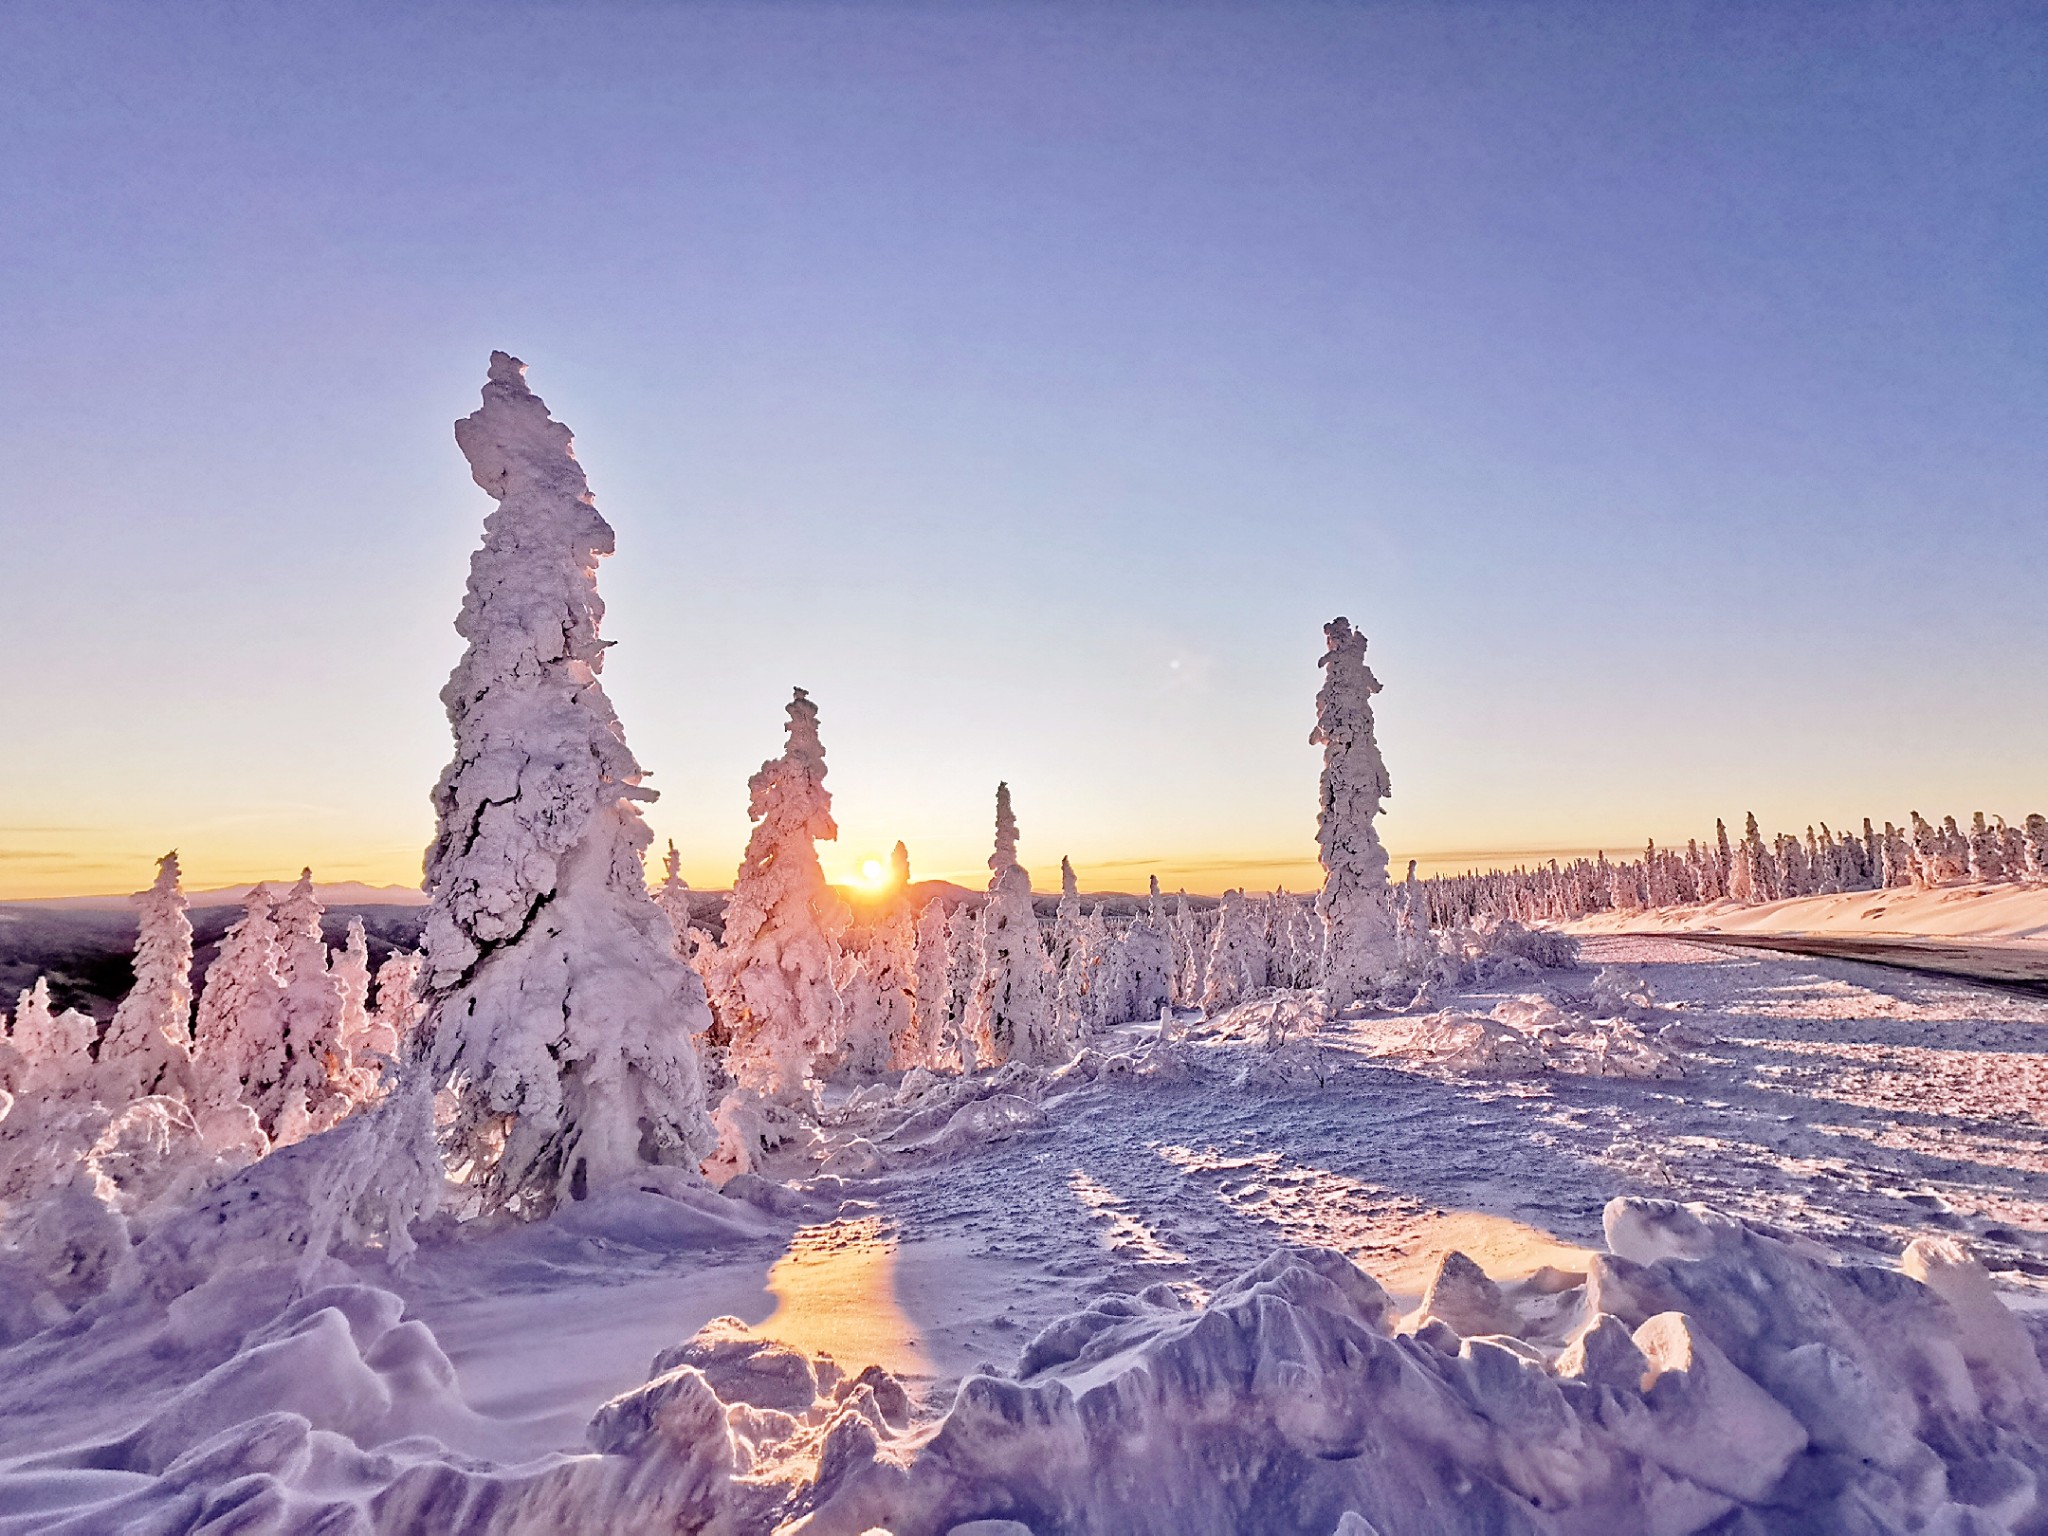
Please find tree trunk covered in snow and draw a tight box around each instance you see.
[1311,617,1397,1008]
[420,352,713,1214]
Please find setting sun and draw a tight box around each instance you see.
[859,857,886,887]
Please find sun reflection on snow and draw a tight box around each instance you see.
[750,1217,926,1378]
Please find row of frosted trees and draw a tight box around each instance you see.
[645,688,1360,1103]
[3,355,1410,1247]
[1426,809,2048,927]
[0,858,423,1159]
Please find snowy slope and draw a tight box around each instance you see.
[1566,881,2048,945]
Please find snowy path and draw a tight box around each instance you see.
[387,935,2048,1429]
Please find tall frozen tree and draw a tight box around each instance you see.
[192,885,288,1116]
[1202,888,1268,1011]
[419,352,715,1212]
[1120,877,1173,1023]
[907,898,956,1068]
[2025,814,2048,882]
[365,950,424,1062]
[1170,891,1205,1006]
[839,844,917,1077]
[97,851,195,1105]
[968,782,1058,1066]
[709,688,852,1096]
[651,839,701,960]
[331,917,374,1072]
[271,869,348,1136]
[1050,857,1087,1039]
[944,903,985,1072]
[1310,617,1398,1008]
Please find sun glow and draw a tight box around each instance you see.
[860,857,886,887]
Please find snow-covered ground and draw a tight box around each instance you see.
[2,934,2044,1533]
[1566,881,2048,946]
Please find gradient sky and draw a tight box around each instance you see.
[2,2,2043,899]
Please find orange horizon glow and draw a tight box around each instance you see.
[0,833,1642,905]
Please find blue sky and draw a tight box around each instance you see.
[1,2,2042,896]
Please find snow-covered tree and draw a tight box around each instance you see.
[710,687,852,1096]
[363,950,424,1064]
[839,845,917,1077]
[944,903,985,1072]
[97,851,194,1105]
[1050,857,1087,1039]
[268,870,350,1139]
[1967,812,2005,882]
[331,917,373,1067]
[192,885,288,1115]
[11,979,96,1097]
[1066,904,1110,1029]
[1202,888,1268,1011]
[419,352,716,1213]
[651,839,704,961]
[2025,815,2048,882]
[968,783,1058,1066]
[1170,892,1205,1006]
[1310,617,1398,1007]
[907,897,957,1069]
[1119,877,1173,1022]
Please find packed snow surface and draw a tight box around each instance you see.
[2,936,2045,1533]
[1568,881,2048,946]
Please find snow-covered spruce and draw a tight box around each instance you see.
[1201,887,1269,1012]
[8,978,95,1098]
[364,948,424,1064]
[838,843,918,1077]
[271,869,349,1140]
[190,884,288,1119]
[708,687,852,1097]
[1311,616,1398,1007]
[650,838,708,967]
[968,782,1059,1066]
[95,851,195,1106]
[419,352,714,1213]
[1119,876,1174,1023]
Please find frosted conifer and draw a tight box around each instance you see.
[1202,889,1268,1011]
[11,979,95,1097]
[331,917,373,1066]
[944,903,984,1072]
[840,845,916,1077]
[365,950,424,1062]
[1120,877,1173,1022]
[2025,815,2048,882]
[420,353,715,1212]
[908,899,955,1069]
[268,870,349,1135]
[97,851,195,1105]
[1051,858,1086,1039]
[652,840,699,959]
[1967,813,2005,882]
[1311,617,1397,1006]
[192,885,288,1115]
[710,688,853,1096]
[968,783,1057,1066]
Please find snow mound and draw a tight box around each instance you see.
[789,1199,2047,1536]
[1378,993,1690,1080]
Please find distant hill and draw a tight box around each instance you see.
[5,881,430,912]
